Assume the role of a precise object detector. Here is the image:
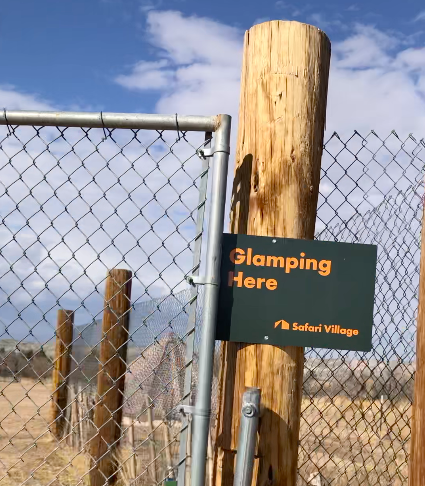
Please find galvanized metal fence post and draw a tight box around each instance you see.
[190,115,231,486]
[233,388,261,486]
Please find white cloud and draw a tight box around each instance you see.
[327,66,425,136]
[3,12,425,344]
[333,24,399,69]
[114,12,425,366]
[139,0,163,13]
[114,12,425,278]
[414,10,425,22]
[115,13,425,139]
[394,47,425,72]
[0,86,54,111]
[145,10,241,66]
[0,85,97,113]
[252,17,271,26]
[308,13,347,32]
[0,122,204,341]
[0,81,206,341]
[329,24,425,136]
[115,10,242,117]
[115,60,173,90]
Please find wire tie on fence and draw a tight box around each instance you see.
[3,109,12,137]
[100,111,108,142]
[175,113,181,143]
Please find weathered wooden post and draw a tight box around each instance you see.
[51,309,74,439]
[214,21,331,486]
[90,269,132,486]
[409,204,425,485]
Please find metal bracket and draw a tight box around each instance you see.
[185,275,218,287]
[178,404,196,416]
[197,148,214,159]
[197,144,231,159]
[177,404,212,418]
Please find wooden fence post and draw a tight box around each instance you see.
[409,204,425,485]
[51,309,74,439]
[90,269,132,486]
[214,21,331,486]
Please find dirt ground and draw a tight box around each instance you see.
[0,379,89,486]
[0,379,179,486]
[0,379,413,486]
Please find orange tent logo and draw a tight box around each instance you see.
[274,319,290,330]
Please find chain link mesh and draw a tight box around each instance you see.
[0,117,423,486]
[0,119,212,486]
[298,131,424,486]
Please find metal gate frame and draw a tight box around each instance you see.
[0,110,231,486]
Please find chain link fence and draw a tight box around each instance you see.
[298,131,424,486]
[0,110,423,486]
[0,111,223,486]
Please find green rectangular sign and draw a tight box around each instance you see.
[216,234,377,351]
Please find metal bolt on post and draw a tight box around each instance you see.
[233,388,261,486]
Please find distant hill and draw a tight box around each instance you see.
[0,338,56,360]
[0,286,415,401]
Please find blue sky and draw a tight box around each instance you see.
[1,0,425,345]
[1,0,425,133]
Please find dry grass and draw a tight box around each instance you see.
[118,420,181,486]
[0,379,89,486]
[0,379,179,486]
[0,379,413,486]
[298,395,411,485]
